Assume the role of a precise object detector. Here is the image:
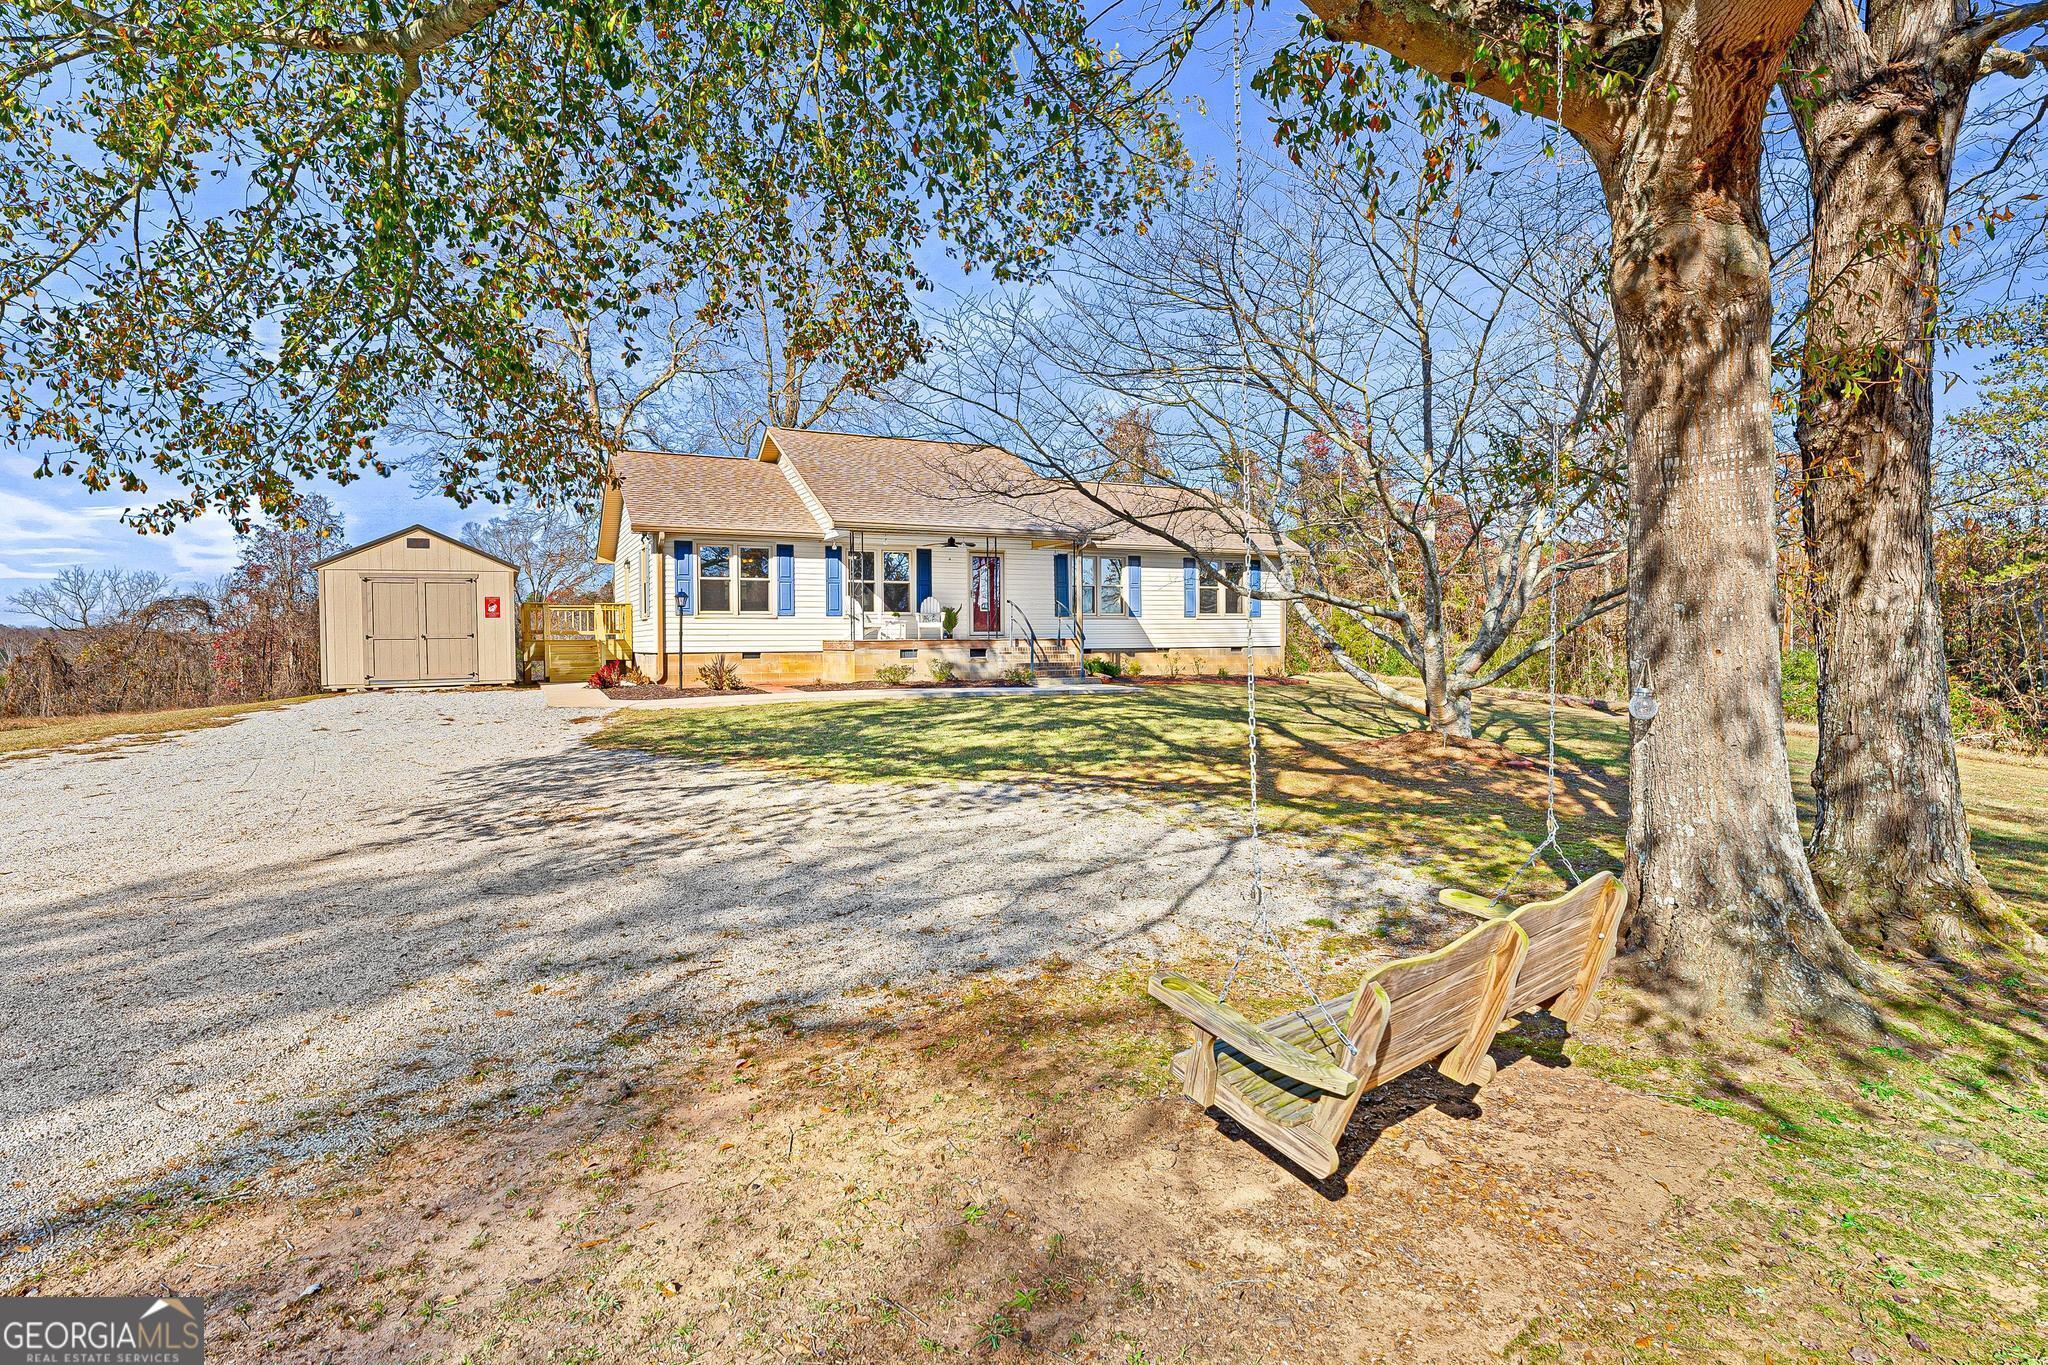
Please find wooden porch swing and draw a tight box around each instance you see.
[1146,0,1626,1181]
[1150,874,1625,1179]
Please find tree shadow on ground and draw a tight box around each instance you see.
[17,963,1758,1362]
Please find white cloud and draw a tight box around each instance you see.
[0,487,128,553]
[0,486,252,621]
[0,487,241,579]
[162,513,241,579]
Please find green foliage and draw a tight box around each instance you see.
[696,654,745,692]
[1,0,1183,528]
[1938,299,2048,748]
[873,664,912,685]
[1256,17,1502,220]
[1782,647,1820,722]
[1001,664,1034,686]
[927,659,957,684]
[1084,655,1129,678]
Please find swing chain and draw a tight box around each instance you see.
[1483,0,1582,910]
[1214,0,1355,1058]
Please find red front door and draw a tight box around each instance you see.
[971,555,1002,634]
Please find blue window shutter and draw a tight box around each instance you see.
[825,545,843,617]
[1249,558,1262,617]
[1126,555,1141,616]
[674,540,695,616]
[1183,558,1197,618]
[1052,553,1071,617]
[776,544,795,616]
[915,548,933,608]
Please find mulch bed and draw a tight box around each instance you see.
[601,684,765,699]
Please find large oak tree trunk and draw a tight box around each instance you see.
[1311,0,1877,1020]
[1793,58,2024,956]
[1600,26,1869,1021]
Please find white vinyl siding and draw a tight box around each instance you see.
[665,536,835,652]
[1071,552,1281,653]
[614,530,661,655]
[617,521,1281,656]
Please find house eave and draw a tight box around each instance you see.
[596,485,623,563]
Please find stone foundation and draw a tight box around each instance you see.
[820,639,1056,684]
[1083,646,1285,678]
[635,651,826,686]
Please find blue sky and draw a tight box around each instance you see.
[0,473,483,620]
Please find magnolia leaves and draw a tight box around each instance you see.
[3,0,1182,526]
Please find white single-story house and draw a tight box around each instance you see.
[595,428,1284,685]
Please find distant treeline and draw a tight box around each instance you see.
[0,501,339,720]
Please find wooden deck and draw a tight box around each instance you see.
[522,603,631,682]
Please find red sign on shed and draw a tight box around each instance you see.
[484,596,501,619]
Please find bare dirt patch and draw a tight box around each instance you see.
[1280,730,1623,822]
[21,966,1756,1362]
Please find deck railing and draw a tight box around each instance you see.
[520,602,632,682]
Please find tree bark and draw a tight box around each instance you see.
[1305,0,1874,1020]
[1788,3,2036,957]
[1600,67,1870,1020]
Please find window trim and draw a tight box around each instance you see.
[850,547,913,615]
[696,542,777,616]
[1079,551,1129,617]
[1196,560,1247,617]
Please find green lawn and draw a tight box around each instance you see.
[600,676,2048,1360]
[597,676,2048,925]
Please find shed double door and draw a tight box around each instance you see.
[366,576,478,683]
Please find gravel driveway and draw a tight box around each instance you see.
[0,689,1420,1265]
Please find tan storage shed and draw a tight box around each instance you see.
[317,525,518,689]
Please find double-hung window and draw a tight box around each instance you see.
[1080,553,1126,615]
[698,544,732,612]
[698,544,774,615]
[850,550,875,612]
[737,547,772,614]
[847,549,912,613]
[1197,561,1246,616]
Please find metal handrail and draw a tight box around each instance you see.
[1005,599,1044,672]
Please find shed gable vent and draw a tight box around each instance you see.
[405,536,431,548]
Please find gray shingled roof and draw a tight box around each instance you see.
[612,448,821,536]
[616,429,1283,553]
